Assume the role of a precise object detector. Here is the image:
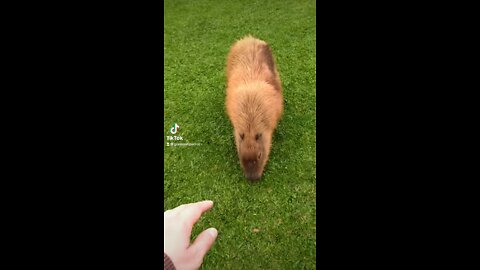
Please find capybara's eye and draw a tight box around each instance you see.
[255,133,262,140]
[240,133,244,140]
[258,152,262,160]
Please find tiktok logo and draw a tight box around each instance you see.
[170,123,180,134]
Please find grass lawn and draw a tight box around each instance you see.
[164,0,316,269]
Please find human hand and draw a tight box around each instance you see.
[164,200,218,270]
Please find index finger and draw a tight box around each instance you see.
[179,200,214,228]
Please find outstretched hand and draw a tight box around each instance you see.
[164,200,217,270]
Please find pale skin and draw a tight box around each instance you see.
[164,200,218,270]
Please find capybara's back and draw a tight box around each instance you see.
[225,35,283,181]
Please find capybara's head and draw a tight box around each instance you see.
[235,128,272,181]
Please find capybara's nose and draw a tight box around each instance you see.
[246,173,261,181]
[242,158,257,169]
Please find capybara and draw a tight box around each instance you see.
[225,35,284,181]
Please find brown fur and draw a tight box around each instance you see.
[225,35,283,181]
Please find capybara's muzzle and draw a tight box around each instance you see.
[242,159,262,181]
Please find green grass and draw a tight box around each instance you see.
[164,0,316,269]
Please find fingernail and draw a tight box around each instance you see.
[208,228,218,239]
[205,200,214,206]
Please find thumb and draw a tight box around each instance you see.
[190,228,218,259]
